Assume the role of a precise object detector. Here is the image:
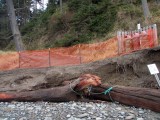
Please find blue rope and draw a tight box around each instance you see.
[103,87,113,95]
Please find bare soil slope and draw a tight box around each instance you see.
[0,46,160,92]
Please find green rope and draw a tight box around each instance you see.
[103,87,113,95]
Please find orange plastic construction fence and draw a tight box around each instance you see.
[117,24,158,54]
[0,24,158,71]
[0,37,118,71]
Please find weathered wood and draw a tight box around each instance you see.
[88,85,160,112]
[0,73,160,113]
[0,80,80,102]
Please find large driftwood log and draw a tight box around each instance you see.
[0,74,160,113]
[0,79,80,102]
[0,74,101,102]
[88,85,160,112]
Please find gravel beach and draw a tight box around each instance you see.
[0,101,159,120]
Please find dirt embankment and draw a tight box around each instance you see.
[0,46,160,92]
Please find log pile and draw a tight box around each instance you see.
[0,74,160,112]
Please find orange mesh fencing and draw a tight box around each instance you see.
[0,52,19,71]
[0,24,158,71]
[117,24,158,54]
[79,38,117,63]
[20,50,49,68]
[0,37,117,71]
[50,48,80,66]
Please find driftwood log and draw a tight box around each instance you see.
[0,74,160,113]
[88,85,160,112]
[0,79,80,102]
[0,74,101,102]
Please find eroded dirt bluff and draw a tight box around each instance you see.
[0,46,160,92]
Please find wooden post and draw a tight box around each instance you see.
[18,51,20,68]
[78,44,82,64]
[48,48,51,67]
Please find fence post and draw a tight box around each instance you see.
[49,48,51,67]
[117,31,121,55]
[153,24,158,46]
[18,51,20,68]
[78,44,82,64]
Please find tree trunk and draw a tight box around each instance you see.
[141,0,152,24]
[6,0,24,51]
[88,85,160,112]
[0,79,80,102]
[60,0,63,14]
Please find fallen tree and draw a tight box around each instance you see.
[0,74,159,113]
[88,85,160,112]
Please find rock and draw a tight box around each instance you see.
[68,117,81,120]
[119,115,124,118]
[103,113,109,117]
[67,114,71,118]
[116,107,122,111]
[44,117,52,120]
[47,114,53,117]
[70,107,75,110]
[139,110,144,114]
[120,111,125,116]
[27,107,34,110]
[86,104,93,108]
[0,118,8,120]
[77,113,89,118]
[137,118,144,120]
[125,114,135,120]
[8,104,15,108]
[129,110,135,114]
[96,117,102,120]
[19,117,27,120]
[81,108,87,111]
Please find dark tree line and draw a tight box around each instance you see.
[0,0,49,50]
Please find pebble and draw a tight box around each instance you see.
[0,102,159,120]
[66,114,71,118]
[44,117,52,120]
[137,118,144,120]
[139,110,145,114]
[116,107,122,111]
[77,113,88,118]
[120,111,125,115]
[96,117,102,120]
[19,117,27,120]
[125,114,135,120]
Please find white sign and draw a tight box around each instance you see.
[147,64,159,75]
[137,23,141,30]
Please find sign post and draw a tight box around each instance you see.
[147,64,160,87]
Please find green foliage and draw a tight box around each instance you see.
[54,33,92,47]
[21,3,56,36]
[18,0,159,50]
[69,0,117,36]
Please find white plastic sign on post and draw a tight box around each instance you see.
[147,64,160,87]
[147,64,159,75]
[137,23,141,30]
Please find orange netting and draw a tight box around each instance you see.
[0,24,158,71]
[117,24,158,54]
[0,37,117,71]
